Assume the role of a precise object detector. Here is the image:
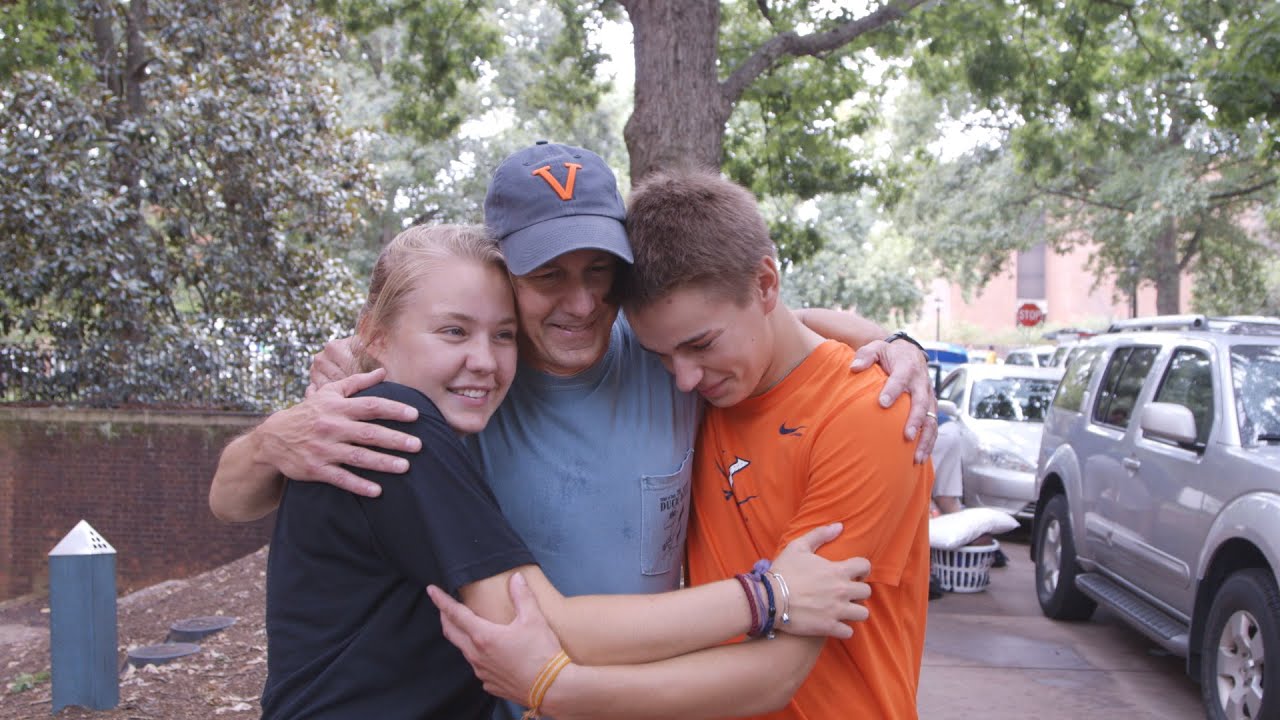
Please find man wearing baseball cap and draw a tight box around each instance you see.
[466,141,700,599]
[209,141,937,714]
[485,141,634,274]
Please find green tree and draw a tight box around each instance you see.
[0,0,89,84]
[1203,1,1280,154]
[326,0,630,275]
[620,1,926,183]
[908,0,1279,314]
[783,193,925,325]
[0,0,379,407]
[320,0,938,266]
[895,144,1050,295]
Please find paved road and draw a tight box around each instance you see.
[918,533,1205,719]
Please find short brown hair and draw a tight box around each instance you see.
[353,224,506,372]
[622,169,775,309]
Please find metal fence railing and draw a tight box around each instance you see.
[0,321,334,412]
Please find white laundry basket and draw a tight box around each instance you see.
[931,540,999,593]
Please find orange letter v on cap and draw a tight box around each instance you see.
[531,162,583,201]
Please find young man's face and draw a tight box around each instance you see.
[628,284,774,408]
[510,248,620,377]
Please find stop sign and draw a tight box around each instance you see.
[1017,302,1045,327]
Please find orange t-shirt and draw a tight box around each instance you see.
[687,341,932,720]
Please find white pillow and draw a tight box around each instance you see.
[929,507,1020,550]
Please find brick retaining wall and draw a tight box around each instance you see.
[0,407,273,601]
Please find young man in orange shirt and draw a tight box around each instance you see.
[433,168,932,719]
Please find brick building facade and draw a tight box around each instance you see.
[910,242,1193,343]
[0,407,273,601]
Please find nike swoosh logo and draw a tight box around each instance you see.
[779,423,805,436]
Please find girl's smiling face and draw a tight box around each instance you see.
[370,257,518,435]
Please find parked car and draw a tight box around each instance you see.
[923,341,971,394]
[1032,314,1280,720]
[1047,342,1079,368]
[1005,344,1058,367]
[936,363,1063,520]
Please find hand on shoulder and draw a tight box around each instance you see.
[258,368,422,497]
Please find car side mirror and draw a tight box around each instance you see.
[937,400,959,419]
[1140,402,1197,446]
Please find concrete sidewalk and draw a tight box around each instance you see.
[917,536,1204,719]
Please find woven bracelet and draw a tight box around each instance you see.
[735,573,762,636]
[751,559,777,639]
[752,566,773,632]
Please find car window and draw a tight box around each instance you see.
[969,377,1060,422]
[929,363,944,395]
[1152,348,1214,447]
[1006,352,1032,366]
[1092,346,1159,429]
[1052,347,1104,412]
[938,370,966,413]
[1037,352,1054,366]
[1093,348,1133,419]
[939,371,964,401]
[1230,345,1280,445]
[1050,346,1070,367]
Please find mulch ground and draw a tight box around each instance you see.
[0,546,269,719]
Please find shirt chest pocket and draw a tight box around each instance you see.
[639,448,693,576]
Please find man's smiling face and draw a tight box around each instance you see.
[510,249,621,377]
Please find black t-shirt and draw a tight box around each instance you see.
[261,382,535,720]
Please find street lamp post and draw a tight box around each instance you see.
[935,298,941,341]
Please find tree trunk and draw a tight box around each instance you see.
[86,0,155,355]
[124,0,149,117]
[84,1,149,193]
[87,1,123,124]
[620,0,929,184]
[622,0,731,183]
[1151,125,1185,315]
[1153,219,1182,314]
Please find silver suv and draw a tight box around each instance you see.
[1032,315,1280,720]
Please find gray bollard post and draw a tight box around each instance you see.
[48,520,119,713]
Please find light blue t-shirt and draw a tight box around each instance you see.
[472,315,701,599]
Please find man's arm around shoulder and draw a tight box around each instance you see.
[209,430,287,522]
[207,368,422,522]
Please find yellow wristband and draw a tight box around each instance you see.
[522,650,571,720]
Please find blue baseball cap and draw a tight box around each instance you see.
[484,141,633,276]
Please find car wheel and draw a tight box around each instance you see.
[1034,493,1096,620]
[1200,568,1279,720]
